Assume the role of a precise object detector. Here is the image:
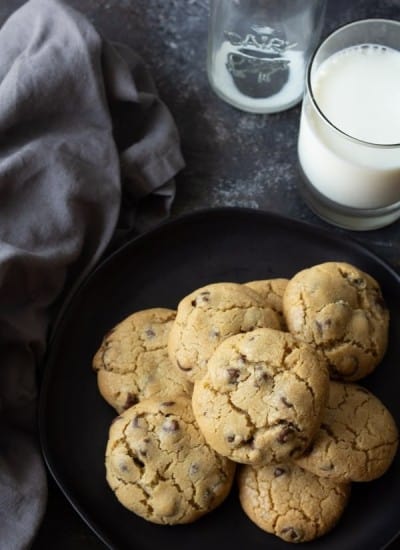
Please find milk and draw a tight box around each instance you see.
[298,44,400,210]
[209,40,306,113]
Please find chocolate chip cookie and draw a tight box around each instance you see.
[296,381,398,482]
[105,396,236,524]
[245,278,288,329]
[238,462,351,543]
[192,328,329,465]
[283,262,389,381]
[93,308,192,413]
[168,282,280,382]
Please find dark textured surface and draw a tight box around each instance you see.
[0,1,399,549]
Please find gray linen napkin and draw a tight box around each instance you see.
[0,0,184,548]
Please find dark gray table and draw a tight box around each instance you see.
[0,1,399,548]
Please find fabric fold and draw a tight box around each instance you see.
[0,0,184,548]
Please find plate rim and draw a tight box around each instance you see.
[45,207,400,345]
[38,206,400,550]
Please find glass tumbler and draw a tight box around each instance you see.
[297,19,400,230]
[207,0,326,114]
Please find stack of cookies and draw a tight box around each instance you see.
[92,261,398,543]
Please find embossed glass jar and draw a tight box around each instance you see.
[207,0,326,113]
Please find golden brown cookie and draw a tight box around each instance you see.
[105,396,236,524]
[93,308,192,413]
[238,462,351,543]
[245,278,288,329]
[283,262,389,381]
[168,282,280,382]
[192,328,329,465]
[296,382,398,482]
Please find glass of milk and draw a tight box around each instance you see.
[207,0,326,114]
[298,19,400,230]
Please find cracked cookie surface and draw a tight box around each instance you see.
[105,396,236,524]
[245,278,289,330]
[283,262,389,381]
[168,282,280,382]
[192,328,329,465]
[93,308,192,413]
[238,462,350,543]
[296,381,398,482]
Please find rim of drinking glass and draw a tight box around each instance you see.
[306,18,400,148]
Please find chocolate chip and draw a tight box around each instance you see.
[132,413,145,428]
[227,368,240,384]
[145,327,156,338]
[161,401,176,407]
[226,434,235,443]
[163,419,180,432]
[274,467,286,477]
[124,393,138,410]
[189,463,199,476]
[276,419,298,428]
[191,291,210,307]
[281,396,293,408]
[119,462,129,473]
[210,327,220,338]
[275,420,299,444]
[254,367,269,387]
[350,276,366,289]
[315,318,332,336]
[281,527,304,542]
[277,427,295,444]
[339,269,366,288]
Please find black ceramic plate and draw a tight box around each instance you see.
[39,208,400,550]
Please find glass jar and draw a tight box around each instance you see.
[207,0,326,113]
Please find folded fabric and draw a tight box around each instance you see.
[0,1,184,548]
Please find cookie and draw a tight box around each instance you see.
[283,262,389,381]
[93,308,192,413]
[245,278,288,329]
[168,282,281,382]
[105,396,236,524]
[296,381,398,482]
[238,462,351,543]
[192,328,329,465]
